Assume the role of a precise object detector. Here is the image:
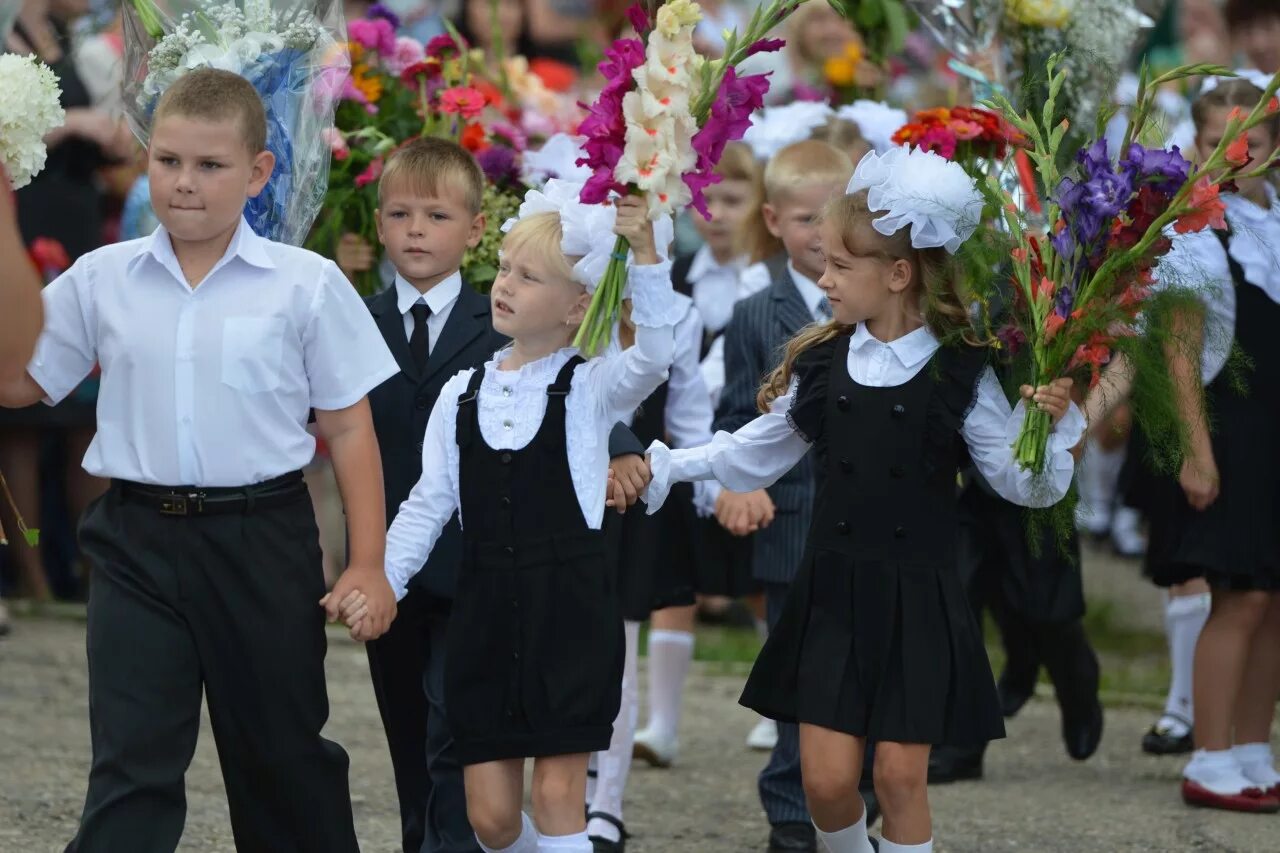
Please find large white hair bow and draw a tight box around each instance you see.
[502,178,674,292]
[742,101,835,160]
[835,100,908,154]
[520,133,592,187]
[1200,69,1276,97]
[846,147,983,254]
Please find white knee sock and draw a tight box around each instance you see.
[643,628,694,742]
[813,810,875,853]
[587,620,640,842]
[878,839,933,853]
[477,812,537,853]
[1234,743,1280,788]
[1162,593,1210,730]
[537,830,592,851]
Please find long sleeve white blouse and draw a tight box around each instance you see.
[646,324,1085,512]
[384,261,679,600]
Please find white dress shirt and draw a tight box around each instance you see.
[384,261,679,600]
[647,324,1085,512]
[395,271,462,350]
[1154,185,1280,385]
[687,245,745,335]
[787,262,830,321]
[28,218,399,486]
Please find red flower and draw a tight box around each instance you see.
[1269,97,1279,115]
[438,86,487,120]
[1036,276,1055,300]
[1044,312,1066,342]
[459,122,488,152]
[1175,177,1227,234]
[355,158,384,188]
[400,58,441,84]
[1225,134,1251,168]
[530,57,578,93]
[1068,338,1112,388]
[426,33,464,59]
[29,237,70,275]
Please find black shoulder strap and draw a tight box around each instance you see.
[1212,228,1247,288]
[455,367,486,450]
[547,355,585,399]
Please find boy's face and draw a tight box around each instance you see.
[148,114,273,247]
[376,182,484,291]
[1235,16,1280,74]
[692,178,752,261]
[1196,105,1277,201]
[490,244,587,341]
[764,182,840,283]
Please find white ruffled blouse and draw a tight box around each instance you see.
[1154,185,1280,385]
[384,261,680,600]
[646,323,1085,514]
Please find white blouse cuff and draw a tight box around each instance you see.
[643,440,674,514]
[1000,399,1084,504]
[1047,401,1087,454]
[627,260,682,327]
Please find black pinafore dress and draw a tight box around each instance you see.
[740,333,1006,746]
[1150,229,1280,590]
[446,357,624,765]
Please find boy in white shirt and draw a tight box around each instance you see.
[0,68,399,851]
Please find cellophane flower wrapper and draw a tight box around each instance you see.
[123,0,348,245]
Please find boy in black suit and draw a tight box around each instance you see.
[363,138,649,853]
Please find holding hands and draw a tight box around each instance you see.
[607,453,652,513]
[715,489,775,536]
[321,565,397,642]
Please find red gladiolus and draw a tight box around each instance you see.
[1176,177,1228,234]
[1226,134,1251,167]
[1044,312,1066,342]
[1036,276,1055,299]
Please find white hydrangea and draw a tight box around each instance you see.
[0,54,66,190]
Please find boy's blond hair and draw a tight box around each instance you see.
[743,140,853,263]
[153,68,267,154]
[379,137,485,214]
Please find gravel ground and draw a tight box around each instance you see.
[2,615,1278,853]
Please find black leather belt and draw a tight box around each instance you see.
[115,471,306,516]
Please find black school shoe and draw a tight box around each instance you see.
[767,821,816,852]
[588,812,628,853]
[928,744,986,783]
[1062,697,1104,761]
[1142,718,1194,755]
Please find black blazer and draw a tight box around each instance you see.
[366,283,508,599]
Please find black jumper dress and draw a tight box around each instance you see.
[446,357,624,765]
[1148,229,1280,590]
[739,333,1006,746]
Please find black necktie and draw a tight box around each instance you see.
[409,302,431,370]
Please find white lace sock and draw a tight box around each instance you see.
[477,812,537,853]
[1162,592,1210,729]
[643,629,694,742]
[1184,748,1255,794]
[1233,743,1280,789]
[587,620,640,843]
[536,830,592,851]
[813,809,875,853]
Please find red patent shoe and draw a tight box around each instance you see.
[1181,779,1280,813]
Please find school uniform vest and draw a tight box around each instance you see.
[445,357,623,765]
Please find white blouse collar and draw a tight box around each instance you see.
[849,323,939,371]
[1225,185,1280,298]
[688,245,744,283]
[486,345,579,384]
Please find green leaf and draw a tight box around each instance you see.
[883,2,910,60]
[22,528,39,547]
[857,0,885,30]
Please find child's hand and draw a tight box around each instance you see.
[614,196,659,265]
[322,565,397,642]
[1180,447,1220,511]
[607,453,651,513]
[336,233,375,281]
[715,489,775,536]
[1020,377,1074,425]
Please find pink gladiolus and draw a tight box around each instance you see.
[575,38,646,205]
[626,2,650,33]
[355,158,384,188]
[746,37,785,56]
[686,68,772,218]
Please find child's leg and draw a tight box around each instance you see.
[1231,594,1280,788]
[531,753,592,850]
[798,724,874,852]
[587,620,640,841]
[69,490,203,852]
[1191,588,1273,751]
[872,742,932,848]
[464,759,534,851]
[636,606,695,751]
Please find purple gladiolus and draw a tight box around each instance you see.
[746,37,786,56]
[685,68,772,218]
[1121,143,1191,194]
[1053,286,1074,319]
[626,3,650,33]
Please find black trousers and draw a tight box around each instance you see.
[365,588,478,853]
[67,484,358,853]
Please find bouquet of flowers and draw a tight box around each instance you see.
[979,57,1280,473]
[0,53,66,190]
[573,0,825,354]
[123,0,346,245]
[893,104,1023,166]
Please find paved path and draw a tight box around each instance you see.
[2,616,1277,852]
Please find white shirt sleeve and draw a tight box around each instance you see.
[645,390,809,513]
[304,261,400,411]
[383,372,466,600]
[666,308,723,513]
[962,367,1084,508]
[592,261,678,420]
[27,257,97,405]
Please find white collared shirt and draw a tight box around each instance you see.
[687,245,745,335]
[395,271,462,351]
[787,262,829,321]
[646,323,1085,512]
[1154,185,1280,384]
[383,261,681,600]
[28,219,399,487]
